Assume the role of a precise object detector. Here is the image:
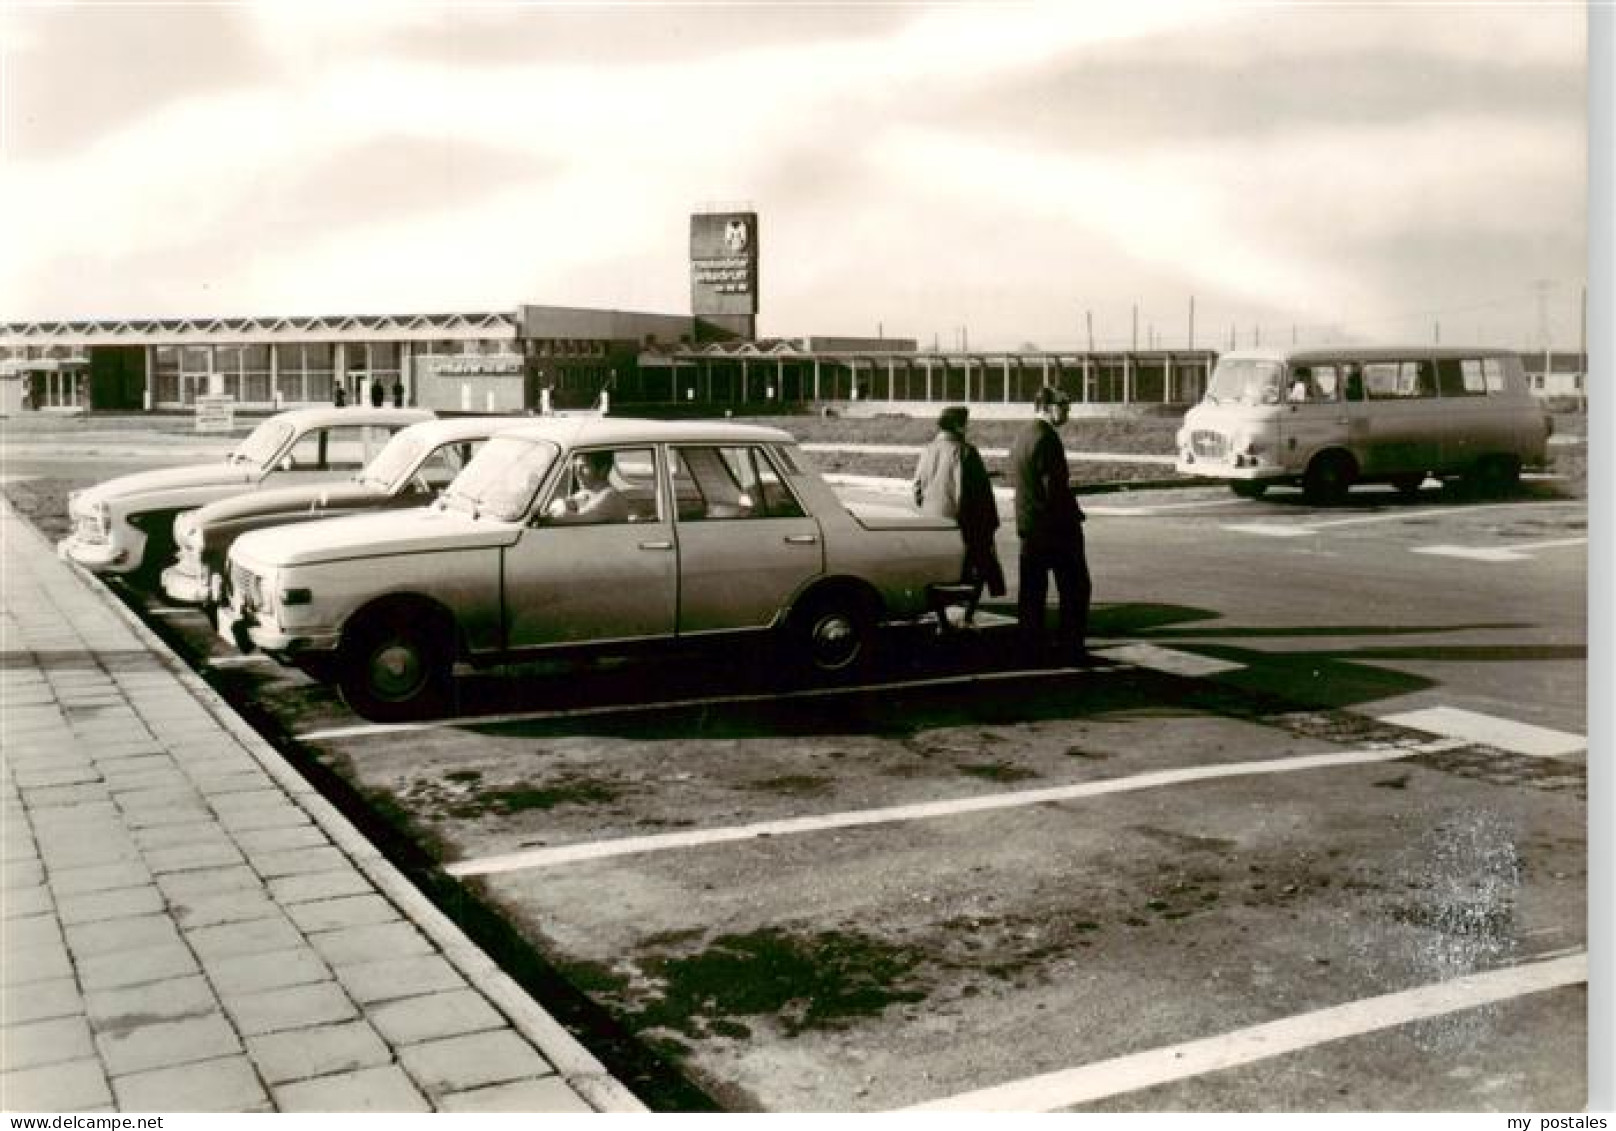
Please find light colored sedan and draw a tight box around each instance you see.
[160,415,532,607]
[222,418,964,720]
[59,405,432,583]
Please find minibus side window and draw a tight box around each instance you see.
[1363,362,1402,399]
[1482,358,1506,392]
[1312,365,1340,401]
[1365,361,1436,399]
[1441,359,1487,397]
[1343,365,1365,401]
[1288,364,1339,402]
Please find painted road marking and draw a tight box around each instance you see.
[1379,706,1585,757]
[1224,500,1584,539]
[1410,536,1587,563]
[901,951,1586,1112]
[295,663,1116,743]
[829,475,1238,518]
[1092,642,1244,676]
[1084,498,1245,517]
[205,653,271,669]
[445,742,1455,878]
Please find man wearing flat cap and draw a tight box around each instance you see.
[1010,385,1093,665]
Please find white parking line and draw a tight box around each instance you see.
[294,664,1106,743]
[445,741,1454,878]
[1410,536,1587,563]
[1224,500,1584,539]
[205,653,272,669]
[1092,642,1244,677]
[901,951,1586,1111]
[1378,706,1585,757]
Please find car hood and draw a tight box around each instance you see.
[76,461,253,507]
[194,480,382,527]
[232,506,519,568]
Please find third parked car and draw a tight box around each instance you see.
[160,415,531,607]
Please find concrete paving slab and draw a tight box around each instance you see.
[1,498,642,1112]
[245,1020,392,1085]
[0,1058,113,1110]
[112,1054,271,1112]
[272,1065,431,1113]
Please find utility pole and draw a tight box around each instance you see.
[1131,304,1138,352]
[1086,310,1094,353]
[1433,318,1440,345]
[1188,295,1196,350]
[1534,279,1553,391]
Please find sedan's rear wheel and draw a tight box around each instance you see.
[339,612,452,722]
[788,591,875,679]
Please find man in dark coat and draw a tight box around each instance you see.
[1010,385,1092,664]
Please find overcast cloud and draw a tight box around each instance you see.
[0,1,1587,350]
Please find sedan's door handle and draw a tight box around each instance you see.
[638,540,674,551]
[783,534,819,545]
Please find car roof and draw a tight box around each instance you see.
[491,416,799,447]
[1218,346,1520,364]
[390,415,535,444]
[261,406,436,428]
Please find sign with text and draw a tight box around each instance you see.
[194,394,236,433]
[690,211,759,316]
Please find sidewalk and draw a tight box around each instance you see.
[0,498,645,1113]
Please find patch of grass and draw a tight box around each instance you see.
[742,774,834,796]
[953,761,1040,783]
[623,927,932,1040]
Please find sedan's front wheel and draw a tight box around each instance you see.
[338,612,452,722]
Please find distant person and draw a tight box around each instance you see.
[369,379,384,408]
[550,451,629,524]
[1011,385,1093,665]
[333,385,346,408]
[391,379,404,407]
[912,405,966,519]
[915,406,1004,630]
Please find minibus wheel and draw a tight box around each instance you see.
[1229,481,1268,499]
[1303,452,1355,505]
[1472,455,1521,497]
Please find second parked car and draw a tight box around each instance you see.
[160,415,531,607]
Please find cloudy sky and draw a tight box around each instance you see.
[0,1,1588,351]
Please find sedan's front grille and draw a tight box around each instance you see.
[1190,430,1229,459]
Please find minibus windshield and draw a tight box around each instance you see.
[1205,360,1285,406]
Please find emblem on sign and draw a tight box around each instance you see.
[724,219,749,253]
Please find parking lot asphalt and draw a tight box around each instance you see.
[0,497,645,1113]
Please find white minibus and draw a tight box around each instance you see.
[1174,346,1552,503]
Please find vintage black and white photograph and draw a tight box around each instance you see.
[0,0,1602,1116]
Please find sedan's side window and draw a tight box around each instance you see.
[284,426,377,472]
[543,446,659,525]
[672,446,806,521]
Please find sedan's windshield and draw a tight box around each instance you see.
[1205,360,1285,406]
[230,420,294,467]
[443,436,560,521]
[359,433,426,491]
